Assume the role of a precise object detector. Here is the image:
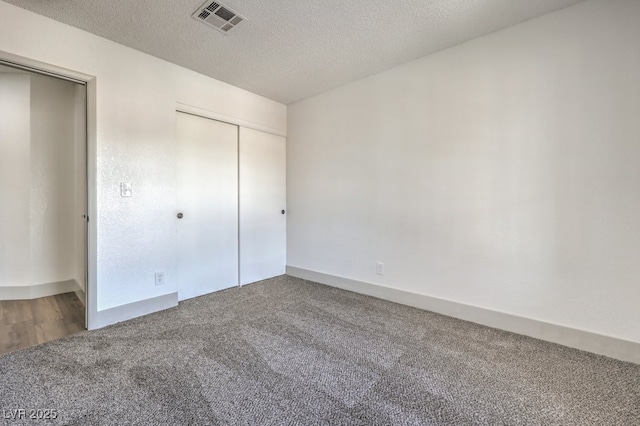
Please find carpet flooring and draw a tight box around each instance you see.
[0,275,638,425]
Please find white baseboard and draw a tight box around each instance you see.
[286,266,640,365]
[75,289,86,306]
[0,286,30,300]
[0,279,82,300]
[94,292,178,329]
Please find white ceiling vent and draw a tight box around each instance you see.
[192,1,246,34]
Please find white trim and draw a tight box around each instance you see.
[95,292,179,329]
[29,280,78,299]
[85,77,98,330]
[286,266,640,365]
[0,279,83,300]
[75,289,87,306]
[176,102,287,137]
[0,51,94,83]
[0,58,86,85]
[0,287,30,300]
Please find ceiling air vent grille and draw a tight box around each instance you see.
[193,1,246,34]
[205,2,220,12]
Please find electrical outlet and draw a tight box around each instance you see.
[155,272,165,286]
[376,262,384,275]
[120,182,132,197]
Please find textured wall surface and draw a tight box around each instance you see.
[1,0,584,104]
[0,1,286,312]
[287,0,640,342]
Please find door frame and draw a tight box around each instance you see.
[0,51,98,330]
[176,103,287,138]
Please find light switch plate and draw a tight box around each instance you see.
[120,182,132,197]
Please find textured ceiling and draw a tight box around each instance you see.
[2,0,585,104]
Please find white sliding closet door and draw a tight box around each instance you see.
[176,112,238,300]
[239,127,286,285]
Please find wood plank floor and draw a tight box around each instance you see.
[0,292,85,355]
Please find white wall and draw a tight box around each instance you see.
[287,0,640,343]
[0,74,31,288]
[30,75,77,286]
[0,2,286,316]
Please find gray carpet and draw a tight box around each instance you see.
[0,275,638,425]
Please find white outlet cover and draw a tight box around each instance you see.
[121,182,132,197]
[155,272,165,285]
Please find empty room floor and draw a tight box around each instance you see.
[0,276,638,425]
[0,292,85,355]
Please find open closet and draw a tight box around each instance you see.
[0,63,87,353]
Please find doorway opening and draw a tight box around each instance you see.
[0,61,88,354]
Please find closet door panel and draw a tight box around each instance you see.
[239,127,286,285]
[176,112,238,300]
